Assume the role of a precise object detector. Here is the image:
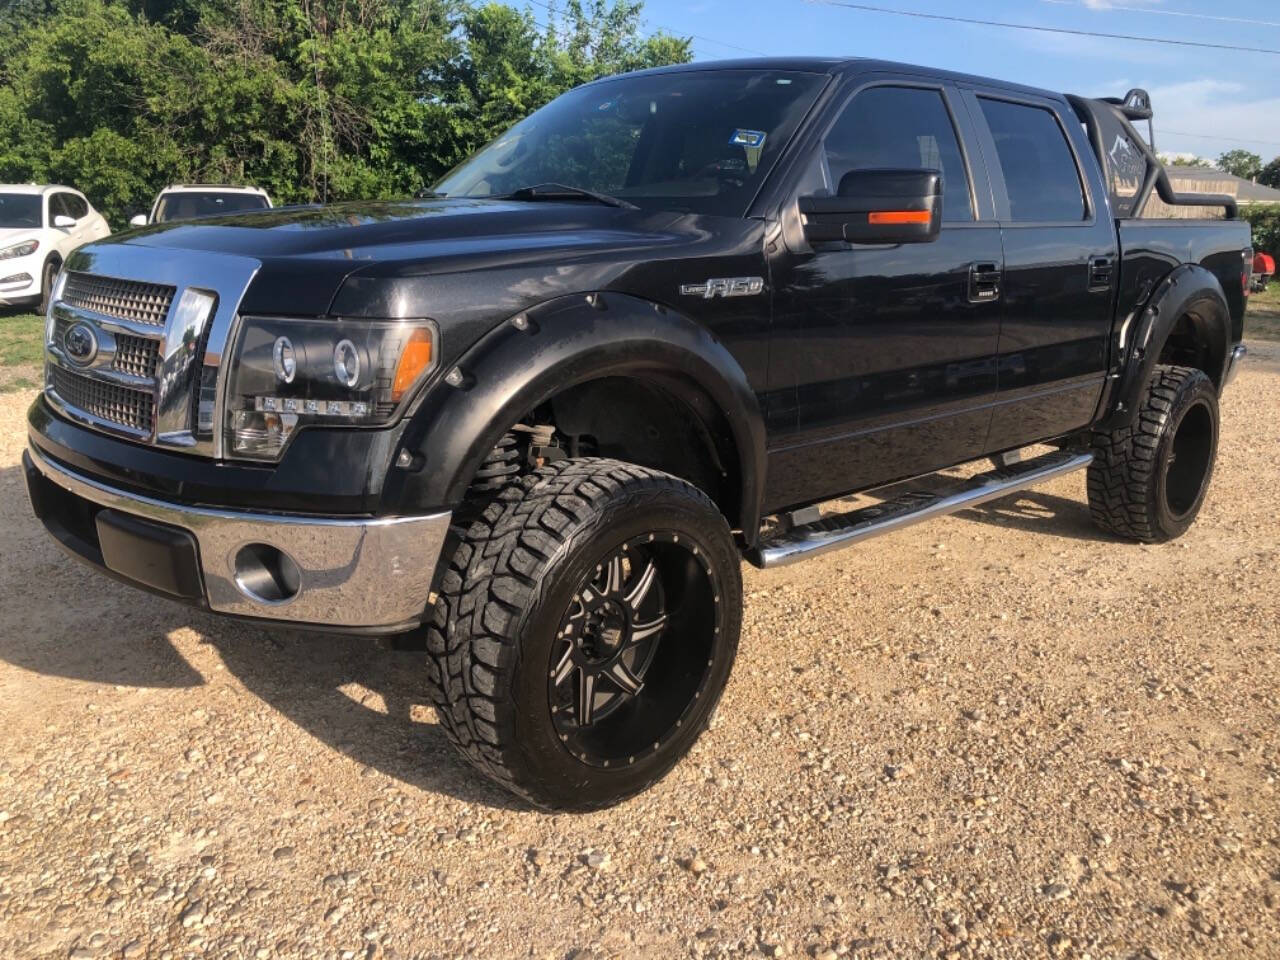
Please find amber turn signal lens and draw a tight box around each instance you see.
[867,210,933,225]
[391,328,434,403]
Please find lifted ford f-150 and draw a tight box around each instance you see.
[24,59,1252,809]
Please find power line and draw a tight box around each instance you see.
[802,0,1280,55]
[522,0,769,56]
[1039,0,1280,32]
[1161,130,1280,150]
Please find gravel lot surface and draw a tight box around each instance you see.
[1,342,1278,960]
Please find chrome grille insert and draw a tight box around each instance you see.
[62,272,175,328]
[112,334,161,379]
[50,366,154,434]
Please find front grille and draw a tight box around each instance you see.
[52,315,161,380]
[50,366,153,434]
[113,334,161,378]
[62,273,175,327]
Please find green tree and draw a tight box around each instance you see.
[1218,149,1263,181]
[0,0,691,225]
[1260,157,1280,190]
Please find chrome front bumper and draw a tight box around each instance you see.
[25,443,451,631]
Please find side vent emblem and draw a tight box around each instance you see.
[680,277,765,300]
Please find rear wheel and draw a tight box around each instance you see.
[424,458,741,810]
[1088,364,1219,542]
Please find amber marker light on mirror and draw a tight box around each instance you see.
[392,327,435,402]
[867,210,933,225]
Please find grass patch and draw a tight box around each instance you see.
[0,312,46,366]
[0,375,38,394]
[1248,285,1280,341]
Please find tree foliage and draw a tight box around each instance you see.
[1260,158,1280,190]
[0,0,691,224]
[1217,149,1262,181]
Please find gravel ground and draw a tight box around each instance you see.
[1,343,1278,960]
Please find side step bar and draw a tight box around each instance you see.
[750,450,1093,569]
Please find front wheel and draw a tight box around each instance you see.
[37,259,59,315]
[1088,365,1219,543]
[425,458,742,810]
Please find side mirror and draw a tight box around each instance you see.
[129,214,148,227]
[799,169,942,245]
[53,214,76,229]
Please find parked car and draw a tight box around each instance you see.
[1252,251,1274,292]
[129,184,272,226]
[0,184,110,312]
[25,60,1251,810]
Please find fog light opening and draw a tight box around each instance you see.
[233,543,301,605]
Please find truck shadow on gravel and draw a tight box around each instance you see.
[205,629,529,810]
[956,490,1111,542]
[0,463,526,809]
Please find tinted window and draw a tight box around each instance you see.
[823,86,973,222]
[48,193,72,222]
[979,98,1085,222]
[64,193,90,219]
[434,70,826,217]
[0,194,41,228]
[155,191,270,222]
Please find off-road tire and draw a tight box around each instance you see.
[1087,364,1219,543]
[424,458,742,810]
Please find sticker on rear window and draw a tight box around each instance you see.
[729,129,767,149]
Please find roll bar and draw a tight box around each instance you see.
[1068,91,1238,220]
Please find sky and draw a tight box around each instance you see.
[633,0,1280,166]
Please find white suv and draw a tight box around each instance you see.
[0,185,111,311]
[130,184,272,226]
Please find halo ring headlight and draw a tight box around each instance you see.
[273,336,296,384]
[333,338,360,388]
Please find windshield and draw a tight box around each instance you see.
[155,191,269,222]
[0,194,42,228]
[434,69,827,217]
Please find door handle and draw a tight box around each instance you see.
[1088,255,1114,291]
[968,262,1002,303]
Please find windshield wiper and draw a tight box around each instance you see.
[500,183,637,209]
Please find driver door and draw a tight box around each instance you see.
[765,78,1005,511]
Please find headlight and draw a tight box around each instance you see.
[224,316,438,460]
[0,239,38,260]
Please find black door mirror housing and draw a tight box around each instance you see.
[799,169,942,245]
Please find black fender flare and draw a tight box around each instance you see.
[387,291,768,540]
[1100,263,1231,430]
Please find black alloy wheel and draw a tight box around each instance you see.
[424,458,742,810]
[549,532,721,768]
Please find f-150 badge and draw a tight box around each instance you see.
[680,277,765,299]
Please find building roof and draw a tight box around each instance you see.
[1165,165,1280,204]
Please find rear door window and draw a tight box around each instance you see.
[64,194,90,220]
[823,85,974,222]
[978,98,1086,222]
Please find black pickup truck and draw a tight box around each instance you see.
[24,58,1252,809]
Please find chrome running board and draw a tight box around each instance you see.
[750,450,1093,569]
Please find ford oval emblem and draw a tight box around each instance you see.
[63,322,98,365]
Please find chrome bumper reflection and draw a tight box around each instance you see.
[27,443,450,629]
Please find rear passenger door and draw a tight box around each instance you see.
[961,89,1117,450]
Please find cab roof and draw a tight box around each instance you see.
[596,56,1066,104]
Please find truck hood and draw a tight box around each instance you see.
[121,197,691,266]
[103,197,712,317]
